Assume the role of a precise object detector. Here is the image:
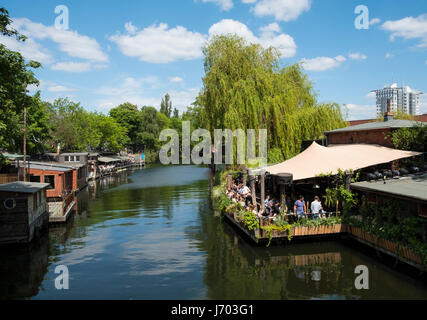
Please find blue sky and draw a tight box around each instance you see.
[1,0,427,120]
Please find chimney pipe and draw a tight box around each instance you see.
[384,98,394,122]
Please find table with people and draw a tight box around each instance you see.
[225,179,328,225]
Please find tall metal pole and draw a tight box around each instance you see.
[23,85,27,182]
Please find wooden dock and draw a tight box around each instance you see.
[222,212,345,244]
[222,213,425,270]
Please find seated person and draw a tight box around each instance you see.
[240,185,250,196]
[273,201,281,215]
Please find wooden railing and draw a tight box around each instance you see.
[0,174,21,184]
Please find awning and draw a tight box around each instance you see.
[98,157,118,163]
[267,142,422,181]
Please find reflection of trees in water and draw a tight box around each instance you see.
[0,235,49,299]
[47,174,210,260]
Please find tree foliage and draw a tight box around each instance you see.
[0,7,41,156]
[160,93,172,118]
[196,35,347,162]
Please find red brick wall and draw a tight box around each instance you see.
[327,128,394,147]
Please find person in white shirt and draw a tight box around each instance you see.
[240,185,250,196]
[310,196,323,219]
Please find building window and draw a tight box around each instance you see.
[44,175,55,190]
[30,175,40,183]
[76,156,80,162]
[65,156,69,161]
[3,198,16,210]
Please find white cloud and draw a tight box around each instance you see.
[381,14,427,48]
[365,91,376,100]
[348,52,367,60]
[370,18,381,26]
[0,35,53,63]
[385,53,394,59]
[167,88,200,111]
[110,23,206,63]
[251,0,311,22]
[200,0,234,11]
[47,85,76,92]
[242,0,257,3]
[343,104,376,121]
[111,19,297,63]
[300,55,346,72]
[124,22,138,35]
[10,17,108,62]
[51,61,92,73]
[259,22,281,38]
[209,19,297,58]
[94,76,198,112]
[169,76,184,83]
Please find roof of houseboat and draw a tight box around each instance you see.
[0,181,50,193]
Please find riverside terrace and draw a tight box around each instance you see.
[212,142,426,270]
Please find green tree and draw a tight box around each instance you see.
[173,107,179,119]
[196,35,347,162]
[109,102,143,151]
[0,7,41,157]
[160,93,172,118]
[94,114,129,152]
[46,98,83,151]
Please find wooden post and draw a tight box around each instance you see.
[336,200,339,217]
[227,173,232,190]
[280,184,286,216]
[260,172,265,211]
[250,175,257,207]
[242,164,247,186]
[345,172,352,190]
[23,105,27,182]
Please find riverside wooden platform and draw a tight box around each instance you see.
[222,212,345,244]
[222,213,424,271]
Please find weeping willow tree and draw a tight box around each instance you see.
[195,35,347,162]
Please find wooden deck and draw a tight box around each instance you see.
[223,212,345,244]
[222,213,424,270]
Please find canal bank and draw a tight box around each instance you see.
[1,166,427,299]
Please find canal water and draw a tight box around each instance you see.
[1,165,427,299]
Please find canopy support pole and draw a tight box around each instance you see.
[260,172,265,211]
[280,184,286,217]
[242,165,247,186]
[249,175,257,207]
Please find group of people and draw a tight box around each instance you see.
[226,182,279,222]
[293,195,326,219]
[226,180,327,223]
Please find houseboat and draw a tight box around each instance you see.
[0,181,50,244]
[26,162,76,223]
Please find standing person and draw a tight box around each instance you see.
[294,195,307,219]
[311,196,323,219]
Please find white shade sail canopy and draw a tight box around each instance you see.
[267,142,422,181]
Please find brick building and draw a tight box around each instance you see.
[326,118,423,147]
